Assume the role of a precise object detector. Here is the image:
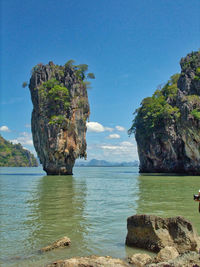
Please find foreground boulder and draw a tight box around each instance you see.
[46,255,130,267]
[129,51,200,174]
[126,214,199,253]
[40,236,71,252]
[128,253,152,267]
[155,246,179,262]
[29,61,92,175]
[46,253,200,267]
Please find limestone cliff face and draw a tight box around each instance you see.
[29,61,90,175]
[130,51,200,174]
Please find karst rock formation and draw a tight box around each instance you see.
[129,51,200,174]
[29,61,91,175]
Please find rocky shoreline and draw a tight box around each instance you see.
[45,250,200,267]
[44,214,200,267]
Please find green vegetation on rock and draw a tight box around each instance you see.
[181,51,200,71]
[128,74,180,136]
[186,95,200,104]
[38,78,70,125]
[40,78,70,108]
[0,135,38,167]
[191,109,200,120]
[31,60,94,126]
[49,115,66,125]
[194,67,200,81]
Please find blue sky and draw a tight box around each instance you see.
[0,0,199,162]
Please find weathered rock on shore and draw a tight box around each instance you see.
[40,236,71,252]
[155,246,179,262]
[126,214,200,253]
[46,252,200,267]
[128,253,152,266]
[29,61,92,175]
[46,255,130,267]
[129,51,200,174]
[148,251,200,267]
[45,215,200,266]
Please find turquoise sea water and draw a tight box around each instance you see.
[0,166,200,266]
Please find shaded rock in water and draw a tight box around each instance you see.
[128,253,152,267]
[129,51,200,174]
[126,214,199,253]
[40,236,71,252]
[29,61,91,175]
[45,255,130,267]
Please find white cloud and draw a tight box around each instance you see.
[115,125,125,131]
[86,122,113,133]
[87,139,138,162]
[101,141,135,154]
[100,141,138,160]
[0,125,10,132]
[87,122,104,132]
[107,134,120,139]
[10,132,33,146]
[104,127,113,132]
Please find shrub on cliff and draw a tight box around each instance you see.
[128,74,180,137]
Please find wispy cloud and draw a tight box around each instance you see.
[10,132,33,146]
[115,125,126,131]
[0,125,11,132]
[100,141,136,154]
[87,140,138,162]
[86,122,113,133]
[107,133,120,139]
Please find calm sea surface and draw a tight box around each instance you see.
[0,166,200,266]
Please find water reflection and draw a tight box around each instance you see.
[2,167,180,266]
[0,172,40,261]
[136,174,200,233]
[23,174,88,254]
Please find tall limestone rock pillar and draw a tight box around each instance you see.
[129,51,200,174]
[29,61,91,175]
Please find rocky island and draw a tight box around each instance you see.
[129,51,200,174]
[29,60,93,175]
[0,135,38,167]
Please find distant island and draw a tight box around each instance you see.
[75,159,139,167]
[0,135,38,167]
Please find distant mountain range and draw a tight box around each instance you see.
[75,159,139,167]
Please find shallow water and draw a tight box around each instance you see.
[0,166,200,266]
